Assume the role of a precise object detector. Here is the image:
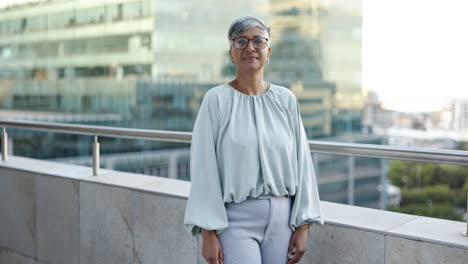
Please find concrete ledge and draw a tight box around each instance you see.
[0,155,190,199]
[1,156,467,264]
[322,200,468,250]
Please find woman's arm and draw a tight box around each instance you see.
[183,91,228,236]
[287,96,324,263]
[201,228,224,264]
[289,96,324,230]
[287,224,310,264]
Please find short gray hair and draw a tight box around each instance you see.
[227,16,271,46]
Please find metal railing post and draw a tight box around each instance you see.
[347,156,355,205]
[92,136,99,176]
[379,159,388,210]
[463,186,468,237]
[2,127,7,161]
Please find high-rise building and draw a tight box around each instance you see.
[266,0,335,138]
[319,0,362,110]
[0,0,270,157]
[362,90,396,131]
[0,0,384,209]
[265,0,363,137]
[451,99,468,132]
[0,0,153,80]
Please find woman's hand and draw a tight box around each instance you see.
[287,224,309,264]
[201,229,224,264]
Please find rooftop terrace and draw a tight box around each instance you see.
[1,120,467,263]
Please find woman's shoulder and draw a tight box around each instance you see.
[270,84,296,98]
[269,83,298,108]
[202,84,231,100]
[198,84,232,116]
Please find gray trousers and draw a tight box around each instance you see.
[217,194,293,264]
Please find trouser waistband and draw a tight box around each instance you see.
[248,194,291,200]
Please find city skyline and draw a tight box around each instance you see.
[2,0,468,113]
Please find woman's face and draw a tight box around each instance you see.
[229,26,271,74]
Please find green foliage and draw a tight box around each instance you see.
[439,164,466,188]
[389,160,415,188]
[389,161,468,189]
[389,203,463,221]
[454,181,468,208]
[457,141,468,150]
[388,160,467,222]
[400,185,453,206]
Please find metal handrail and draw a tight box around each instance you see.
[1,119,468,165]
[0,119,192,143]
[1,119,467,236]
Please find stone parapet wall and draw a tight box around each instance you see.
[1,156,467,264]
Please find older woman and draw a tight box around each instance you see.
[184,16,324,264]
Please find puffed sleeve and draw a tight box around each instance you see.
[289,96,325,231]
[183,92,228,236]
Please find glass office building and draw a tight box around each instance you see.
[0,0,386,208]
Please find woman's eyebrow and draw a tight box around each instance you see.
[238,34,267,38]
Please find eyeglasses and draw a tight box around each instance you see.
[231,37,269,49]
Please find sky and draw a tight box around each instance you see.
[363,0,468,112]
[2,0,468,113]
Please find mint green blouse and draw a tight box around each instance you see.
[183,83,324,236]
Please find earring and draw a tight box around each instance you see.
[267,57,270,64]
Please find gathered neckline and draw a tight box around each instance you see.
[225,82,272,97]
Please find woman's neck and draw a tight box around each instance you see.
[230,72,268,95]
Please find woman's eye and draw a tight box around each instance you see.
[237,39,247,46]
[253,38,264,45]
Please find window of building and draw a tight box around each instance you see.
[109,3,124,21]
[25,16,47,32]
[75,7,105,25]
[20,18,27,32]
[123,65,151,76]
[82,95,91,111]
[8,19,21,34]
[0,46,12,58]
[141,0,151,17]
[74,67,110,77]
[123,2,141,20]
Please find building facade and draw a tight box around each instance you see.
[0,0,383,209]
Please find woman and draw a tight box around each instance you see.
[184,16,324,264]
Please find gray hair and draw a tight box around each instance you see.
[227,16,271,47]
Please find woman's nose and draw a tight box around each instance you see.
[245,39,256,51]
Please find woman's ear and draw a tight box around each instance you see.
[229,49,235,64]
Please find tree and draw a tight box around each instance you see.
[389,160,467,221]
[390,160,468,189]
